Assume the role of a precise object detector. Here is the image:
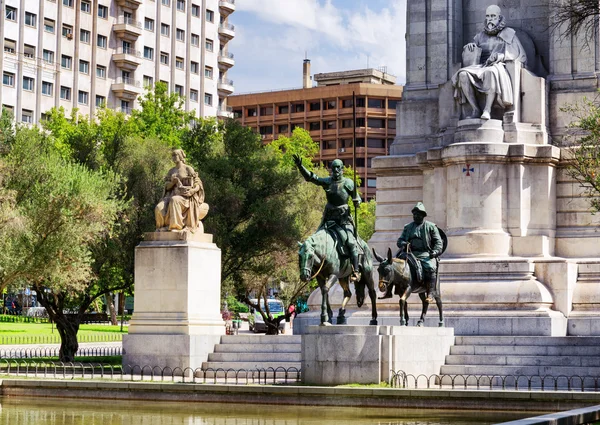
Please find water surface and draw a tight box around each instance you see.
[0,397,533,425]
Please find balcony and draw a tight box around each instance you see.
[112,47,142,71]
[218,23,235,40]
[217,106,234,119]
[219,0,235,15]
[116,0,142,9]
[218,51,235,68]
[113,16,142,42]
[111,77,142,101]
[217,78,234,95]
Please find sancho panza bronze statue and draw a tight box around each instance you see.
[451,4,526,120]
[293,155,362,282]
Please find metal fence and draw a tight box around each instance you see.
[0,333,123,346]
[391,371,600,392]
[0,361,301,385]
[0,345,122,359]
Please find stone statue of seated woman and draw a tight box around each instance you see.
[155,149,209,233]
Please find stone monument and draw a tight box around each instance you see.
[122,149,224,371]
[365,2,600,336]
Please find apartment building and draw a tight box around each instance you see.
[0,0,235,124]
[228,64,403,200]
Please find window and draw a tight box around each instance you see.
[323,120,336,129]
[160,52,169,65]
[22,76,34,91]
[145,18,154,31]
[44,18,55,33]
[355,117,365,127]
[175,85,183,96]
[60,86,71,100]
[162,0,170,5]
[191,4,200,17]
[190,61,199,74]
[204,93,212,106]
[188,34,199,46]
[309,101,320,111]
[79,60,89,74]
[23,45,35,58]
[62,24,73,38]
[4,39,15,54]
[176,28,185,41]
[309,122,320,131]
[342,99,353,108]
[190,89,198,102]
[120,100,130,113]
[175,57,184,70]
[246,108,257,117]
[204,66,213,78]
[367,138,385,148]
[204,38,213,51]
[388,119,396,129]
[78,90,89,105]
[177,0,185,11]
[291,122,304,130]
[80,29,91,43]
[25,12,37,27]
[368,98,384,108]
[260,106,273,116]
[143,75,153,87]
[278,124,289,133]
[206,9,214,22]
[2,72,14,87]
[355,97,366,108]
[97,35,107,48]
[367,118,385,128]
[96,95,106,107]
[323,140,336,149]
[98,5,108,18]
[42,81,53,96]
[61,55,72,69]
[63,0,74,7]
[259,125,273,135]
[81,0,91,13]
[96,65,106,79]
[143,46,154,60]
[278,105,289,114]
[2,105,14,117]
[43,49,54,64]
[367,178,377,188]
[21,110,33,124]
[161,23,170,36]
[5,6,17,21]
[388,99,398,110]
[323,100,336,110]
[291,103,304,113]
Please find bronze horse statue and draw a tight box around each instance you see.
[373,248,444,327]
[298,228,378,326]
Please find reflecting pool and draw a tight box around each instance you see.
[0,397,534,425]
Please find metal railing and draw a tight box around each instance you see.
[116,16,142,28]
[391,370,600,392]
[1,345,121,359]
[218,78,234,86]
[115,46,141,57]
[219,23,235,31]
[219,51,234,59]
[0,361,301,385]
[0,333,123,345]
[114,77,142,88]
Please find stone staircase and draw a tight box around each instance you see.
[202,335,302,371]
[441,336,600,386]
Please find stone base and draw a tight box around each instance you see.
[122,333,222,372]
[301,325,454,385]
[454,118,503,143]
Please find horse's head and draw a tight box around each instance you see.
[298,239,316,282]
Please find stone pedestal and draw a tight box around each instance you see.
[301,325,454,385]
[122,232,224,371]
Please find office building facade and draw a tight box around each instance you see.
[0,0,235,124]
[228,67,403,200]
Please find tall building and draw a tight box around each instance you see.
[228,63,403,200]
[0,0,235,124]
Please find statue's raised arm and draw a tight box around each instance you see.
[451,4,526,120]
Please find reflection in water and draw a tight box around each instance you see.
[0,397,529,425]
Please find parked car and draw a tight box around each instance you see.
[247,298,285,333]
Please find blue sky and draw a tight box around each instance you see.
[227,0,407,94]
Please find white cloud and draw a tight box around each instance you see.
[230,0,407,92]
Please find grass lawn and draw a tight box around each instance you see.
[0,321,127,344]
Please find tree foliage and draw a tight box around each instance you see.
[561,98,600,212]
[551,0,599,44]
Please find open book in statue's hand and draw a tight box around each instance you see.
[462,45,482,67]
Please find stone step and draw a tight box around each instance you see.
[450,344,600,356]
[201,361,302,371]
[214,343,301,353]
[219,335,301,345]
[207,352,302,362]
[455,336,600,346]
[445,354,600,367]
[440,364,600,378]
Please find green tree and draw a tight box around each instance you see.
[131,82,195,146]
[0,128,126,360]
